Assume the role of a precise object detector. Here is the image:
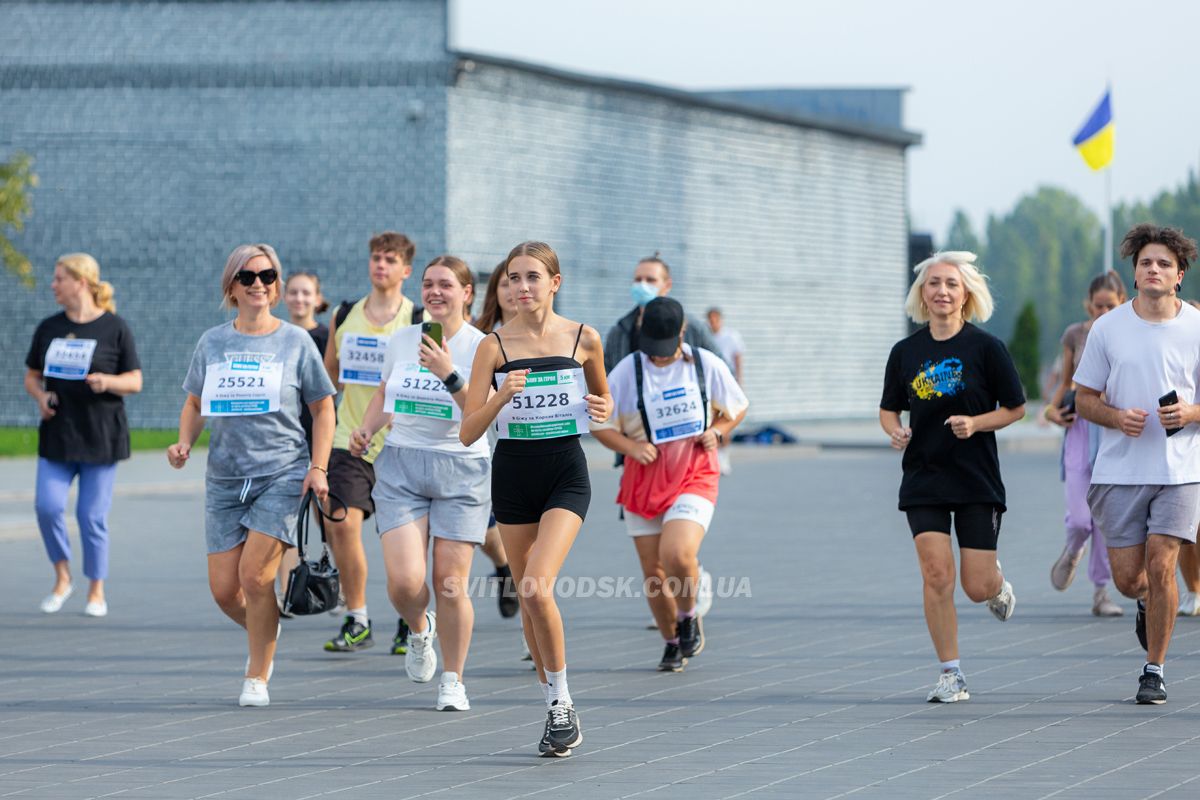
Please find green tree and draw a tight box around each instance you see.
[1113,172,1200,299]
[0,152,38,287]
[1008,300,1041,401]
[944,209,984,256]
[983,186,1101,358]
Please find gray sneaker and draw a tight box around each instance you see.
[1050,545,1083,591]
[405,611,438,683]
[987,562,1015,621]
[927,670,970,703]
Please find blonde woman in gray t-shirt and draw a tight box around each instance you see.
[167,244,336,709]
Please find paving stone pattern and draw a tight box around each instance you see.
[3,447,1199,798]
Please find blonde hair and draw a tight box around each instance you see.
[905,251,994,324]
[221,244,283,309]
[56,253,116,313]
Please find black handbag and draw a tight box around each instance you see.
[283,490,344,616]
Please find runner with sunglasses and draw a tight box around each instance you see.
[168,244,335,707]
[592,297,747,671]
[461,241,612,757]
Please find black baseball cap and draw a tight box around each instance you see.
[640,297,685,358]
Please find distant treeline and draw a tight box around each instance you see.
[942,172,1200,360]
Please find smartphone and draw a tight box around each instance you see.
[421,321,443,348]
[1159,390,1182,437]
[1061,389,1076,416]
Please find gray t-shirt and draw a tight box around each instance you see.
[183,320,336,479]
[1060,321,1089,373]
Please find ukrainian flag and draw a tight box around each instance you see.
[1072,90,1113,171]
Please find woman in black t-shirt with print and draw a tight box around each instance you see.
[879,251,1025,704]
[23,253,142,618]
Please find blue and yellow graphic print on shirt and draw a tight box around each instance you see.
[910,358,964,401]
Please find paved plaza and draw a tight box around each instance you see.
[3,442,1200,799]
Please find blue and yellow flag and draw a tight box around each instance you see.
[1072,90,1113,171]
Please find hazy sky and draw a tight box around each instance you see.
[452,0,1200,243]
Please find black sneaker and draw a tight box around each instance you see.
[546,700,582,756]
[678,614,705,658]
[1136,668,1167,704]
[391,617,410,655]
[1135,600,1147,651]
[658,642,684,672]
[324,616,374,652]
[496,565,520,619]
[537,714,554,757]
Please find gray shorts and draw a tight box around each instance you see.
[1088,483,1200,548]
[372,446,491,544]
[205,468,305,554]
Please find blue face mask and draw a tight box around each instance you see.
[631,282,659,307]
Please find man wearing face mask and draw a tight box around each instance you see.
[604,254,724,374]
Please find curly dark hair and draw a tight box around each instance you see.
[1119,224,1199,273]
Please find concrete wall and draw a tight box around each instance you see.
[0,0,451,426]
[447,60,910,421]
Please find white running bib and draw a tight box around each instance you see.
[44,338,97,380]
[496,368,590,440]
[201,359,283,416]
[385,361,462,421]
[644,382,706,444]
[339,334,390,385]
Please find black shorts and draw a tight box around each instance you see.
[905,504,1001,550]
[328,448,375,519]
[492,442,591,525]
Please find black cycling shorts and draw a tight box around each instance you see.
[905,504,1002,551]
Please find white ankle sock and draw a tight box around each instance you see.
[441,671,459,686]
[349,607,369,627]
[546,668,571,707]
[940,659,961,673]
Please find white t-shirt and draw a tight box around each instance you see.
[710,328,745,371]
[592,345,749,442]
[1073,300,1200,485]
[381,324,490,458]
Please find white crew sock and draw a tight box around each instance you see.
[349,607,369,627]
[546,668,572,707]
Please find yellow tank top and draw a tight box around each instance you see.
[332,295,415,462]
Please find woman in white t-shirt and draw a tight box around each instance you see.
[350,256,490,712]
[592,297,748,672]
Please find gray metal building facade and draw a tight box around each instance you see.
[0,0,918,427]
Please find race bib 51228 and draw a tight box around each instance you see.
[496,368,590,440]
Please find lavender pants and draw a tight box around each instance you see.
[1062,418,1112,587]
[35,457,117,581]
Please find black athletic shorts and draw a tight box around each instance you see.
[492,439,591,525]
[328,447,375,519]
[905,504,1001,550]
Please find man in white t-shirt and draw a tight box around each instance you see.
[1074,223,1200,706]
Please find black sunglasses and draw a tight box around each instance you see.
[234,268,278,287]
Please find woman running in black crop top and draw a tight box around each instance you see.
[461,241,611,757]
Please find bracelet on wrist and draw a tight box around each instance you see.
[308,464,328,475]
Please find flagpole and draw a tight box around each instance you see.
[1104,164,1113,273]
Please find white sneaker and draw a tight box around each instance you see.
[40,585,73,613]
[1179,591,1200,616]
[927,670,970,703]
[238,678,270,707]
[436,677,470,711]
[84,600,108,617]
[987,562,1015,621]
[696,566,713,618]
[406,611,438,683]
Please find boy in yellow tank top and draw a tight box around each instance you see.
[320,232,418,653]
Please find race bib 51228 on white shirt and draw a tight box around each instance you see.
[44,338,98,380]
[645,383,706,444]
[385,361,461,421]
[496,368,590,440]
[201,358,284,416]
[339,334,390,385]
